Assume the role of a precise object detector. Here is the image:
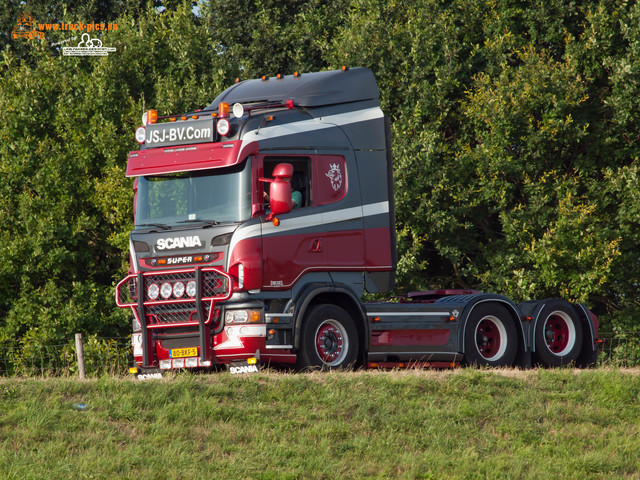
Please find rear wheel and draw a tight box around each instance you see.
[464,304,518,367]
[534,301,583,367]
[297,304,359,370]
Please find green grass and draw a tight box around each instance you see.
[1,368,639,479]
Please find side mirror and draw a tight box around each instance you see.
[260,163,293,220]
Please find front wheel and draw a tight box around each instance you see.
[297,304,359,370]
[533,301,583,367]
[464,303,518,367]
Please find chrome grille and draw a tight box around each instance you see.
[116,267,231,326]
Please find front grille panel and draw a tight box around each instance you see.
[146,302,214,325]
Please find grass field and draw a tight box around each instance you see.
[1,368,639,479]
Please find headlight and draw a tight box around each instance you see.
[186,281,196,297]
[173,281,185,298]
[225,310,261,324]
[217,118,230,136]
[160,282,172,299]
[148,283,160,300]
[226,310,249,324]
[135,126,146,144]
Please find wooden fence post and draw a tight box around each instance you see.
[75,333,86,380]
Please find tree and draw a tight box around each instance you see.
[324,0,640,334]
[0,2,232,342]
[2,0,640,346]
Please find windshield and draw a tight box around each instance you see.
[135,161,251,228]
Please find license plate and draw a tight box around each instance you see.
[169,347,198,358]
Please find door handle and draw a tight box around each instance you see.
[310,238,322,253]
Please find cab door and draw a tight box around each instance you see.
[261,155,325,289]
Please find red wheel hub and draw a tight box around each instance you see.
[476,319,502,359]
[316,323,344,363]
[544,315,570,353]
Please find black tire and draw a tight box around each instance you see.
[464,303,518,367]
[297,304,359,370]
[533,300,583,367]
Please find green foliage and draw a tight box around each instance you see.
[0,336,130,376]
[201,0,350,78]
[322,0,640,332]
[2,0,640,342]
[0,2,232,342]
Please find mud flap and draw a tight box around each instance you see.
[131,367,164,380]
[514,348,532,369]
[227,359,261,375]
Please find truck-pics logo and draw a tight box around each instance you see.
[156,236,202,250]
[62,33,116,56]
[12,14,44,40]
[326,163,343,191]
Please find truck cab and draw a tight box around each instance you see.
[117,68,396,371]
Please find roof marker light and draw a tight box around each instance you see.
[294,72,301,78]
[142,109,157,125]
[233,103,244,118]
[341,65,349,71]
[262,75,269,81]
[142,110,157,125]
[181,115,187,121]
[277,73,283,80]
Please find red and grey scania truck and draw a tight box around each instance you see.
[116,67,599,374]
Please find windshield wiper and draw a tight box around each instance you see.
[177,219,220,227]
[136,223,171,230]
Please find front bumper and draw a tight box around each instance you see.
[117,266,233,367]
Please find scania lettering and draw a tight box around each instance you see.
[117,68,600,375]
[156,236,202,250]
[229,365,259,375]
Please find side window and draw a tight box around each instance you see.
[313,156,346,206]
[263,156,311,209]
